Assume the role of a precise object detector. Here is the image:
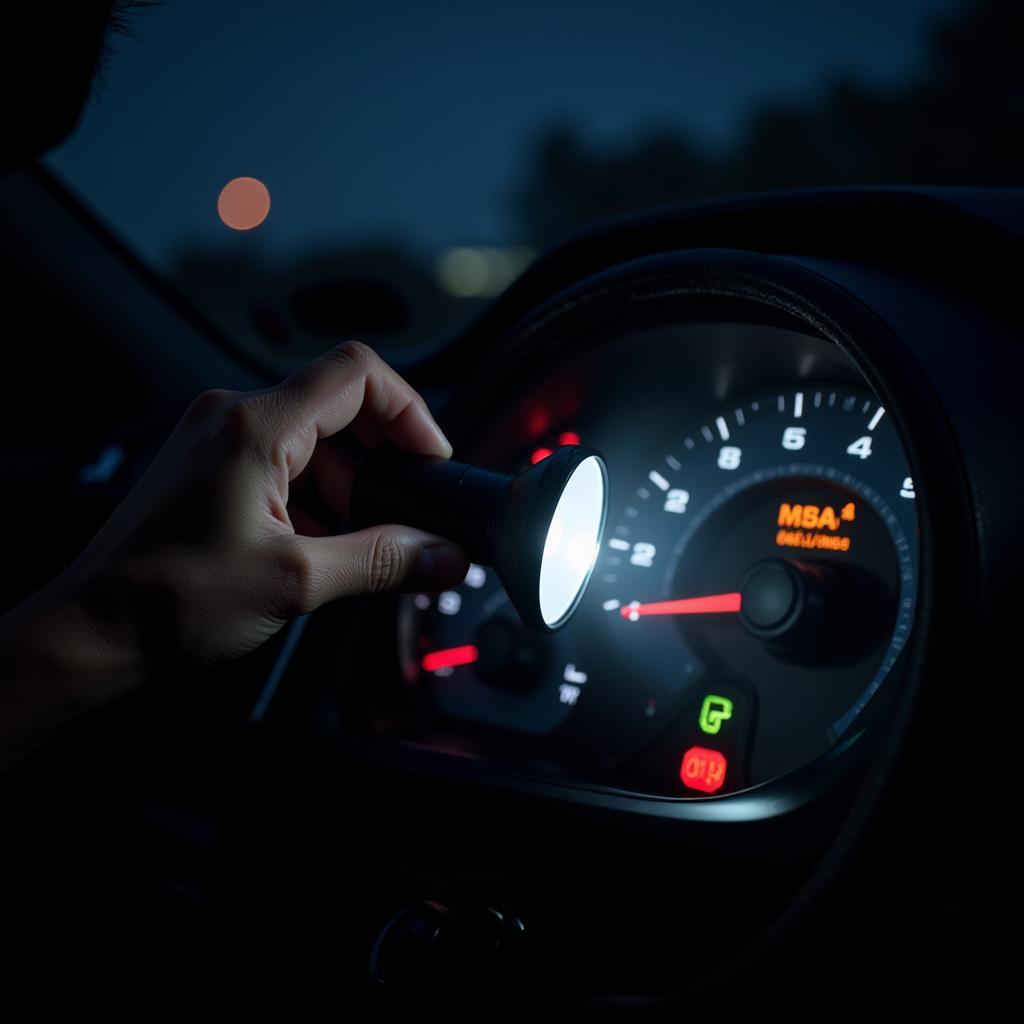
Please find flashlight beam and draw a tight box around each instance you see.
[620,593,742,619]
[421,644,480,672]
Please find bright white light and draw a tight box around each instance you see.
[539,456,605,628]
[542,515,565,560]
[567,532,598,573]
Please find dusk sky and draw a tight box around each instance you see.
[48,0,965,271]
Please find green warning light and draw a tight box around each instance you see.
[698,694,734,735]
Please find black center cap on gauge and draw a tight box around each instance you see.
[740,559,802,634]
[738,556,870,663]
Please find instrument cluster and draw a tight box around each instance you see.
[364,318,919,801]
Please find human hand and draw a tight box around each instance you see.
[0,342,468,758]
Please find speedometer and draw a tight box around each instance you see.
[401,380,917,798]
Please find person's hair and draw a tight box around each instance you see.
[93,1,165,91]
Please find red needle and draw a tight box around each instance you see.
[421,644,479,672]
[620,592,742,619]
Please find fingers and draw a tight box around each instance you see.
[286,503,329,538]
[273,526,468,614]
[306,439,357,520]
[273,341,452,480]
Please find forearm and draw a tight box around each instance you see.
[0,582,140,771]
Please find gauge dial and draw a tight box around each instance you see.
[401,384,917,798]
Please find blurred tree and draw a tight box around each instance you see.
[511,0,1024,246]
[512,125,716,246]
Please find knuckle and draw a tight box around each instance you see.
[220,395,269,454]
[184,387,235,423]
[330,339,375,370]
[277,543,317,615]
[366,531,404,594]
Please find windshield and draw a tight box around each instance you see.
[47,0,1006,373]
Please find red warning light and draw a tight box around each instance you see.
[680,746,728,794]
[530,447,553,465]
[558,431,581,447]
[421,645,479,673]
[526,408,551,440]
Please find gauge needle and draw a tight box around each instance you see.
[422,645,479,672]
[620,592,742,620]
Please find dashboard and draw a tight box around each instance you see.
[3,175,1023,1016]
[324,203,1023,1009]
[377,320,917,801]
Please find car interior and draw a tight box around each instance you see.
[2,1,1022,1017]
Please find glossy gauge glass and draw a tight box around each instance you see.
[400,383,918,798]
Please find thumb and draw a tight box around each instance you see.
[275,526,469,613]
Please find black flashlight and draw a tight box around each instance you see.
[350,444,608,631]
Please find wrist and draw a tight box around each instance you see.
[0,579,143,762]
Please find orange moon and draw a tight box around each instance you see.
[217,177,271,230]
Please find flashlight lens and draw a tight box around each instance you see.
[539,455,606,627]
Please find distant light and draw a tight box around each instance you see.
[435,246,535,298]
[558,431,581,447]
[530,447,553,465]
[217,176,271,231]
[437,247,489,297]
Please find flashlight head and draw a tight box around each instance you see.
[491,446,608,631]
[350,443,609,632]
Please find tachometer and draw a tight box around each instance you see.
[593,384,916,795]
